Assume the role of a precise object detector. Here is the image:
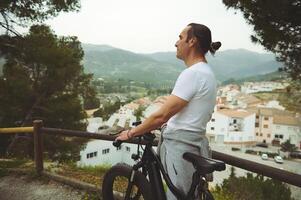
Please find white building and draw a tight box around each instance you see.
[247,107,297,144]
[77,140,146,167]
[206,109,256,145]
[272,115,301,149]
[86,117,104,133]
[79,98,157,167]
[105,107,137,128]
[241,81,289,94]
[257,100,285,110]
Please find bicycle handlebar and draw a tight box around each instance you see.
[113,121,142,147]
[113,140,122,147]
[113,121,158,147]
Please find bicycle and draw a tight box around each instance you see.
[102,123,226,200]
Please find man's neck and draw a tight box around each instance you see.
[184,52,207,67]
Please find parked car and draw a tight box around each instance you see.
[261,153,268,160]
[290,151,301,159]
[274,155,284,164]
[256,143,268,148]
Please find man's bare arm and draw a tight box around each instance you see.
[116,95,188,141]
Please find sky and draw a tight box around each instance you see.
[45,0,267,54]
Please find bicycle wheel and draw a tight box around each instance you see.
[102,164,152,200]
[202,190,214,200]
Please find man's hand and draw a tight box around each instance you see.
[115,129,132,141]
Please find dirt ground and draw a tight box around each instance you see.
[0,174,89,200]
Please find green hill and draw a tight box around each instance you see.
[147,49,282,81]
[0,44,283,87]
[82,44,182,87]
[221,70,287,85]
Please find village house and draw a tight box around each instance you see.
[247,107,297,144]
[241,81,289,94]
[272,115,301,149]
[206,108,256,145]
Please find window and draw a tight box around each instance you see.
[117,146,122,151]
[126,146,131,152]
[256,132,258,136]
[264,117,269,120]
[87,151,97,159]
[256,115,259,119]
[263,124,268,128]
[233,119,237,123]
[267,134,271,138]
[102,148,110,154]
[211,118,215,122]
[260,133,263,136]
[275,134,279,138]
[211,127,214,130]
[279,135,283,139]
[255,122,259,127]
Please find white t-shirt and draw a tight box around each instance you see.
[167,62,217,132]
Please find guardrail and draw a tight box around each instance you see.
[0,127,33,133]
[1,120,301,188]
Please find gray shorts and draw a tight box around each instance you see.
[158,127,212,200]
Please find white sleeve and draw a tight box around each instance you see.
[171,69,198,101]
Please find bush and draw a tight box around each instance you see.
[231,147,240,151]
[212,167,294,200]
[245,149,257,155]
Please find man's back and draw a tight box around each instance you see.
[167,61,217,133]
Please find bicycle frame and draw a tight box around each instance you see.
[129,136,203,200]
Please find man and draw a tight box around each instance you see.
[116,23,221,199]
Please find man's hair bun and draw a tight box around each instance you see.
[210,41,222,55]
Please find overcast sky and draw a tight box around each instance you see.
[45,0,267,54]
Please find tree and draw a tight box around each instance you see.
[0,25,96,160]
[222,0,301,82]
[213,167,294,200]
[0,0,80,35]
[134,106,145,121]
[281,139,298,153]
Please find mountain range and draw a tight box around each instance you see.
[0,44,282,86]
[82,44,282,86]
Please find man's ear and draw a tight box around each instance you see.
[189,37,197,47]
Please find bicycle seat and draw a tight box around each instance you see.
[183,152,225,175]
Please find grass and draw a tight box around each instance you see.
[53,162,112,187]
[65,162,111,175]
[0,168,8,177]
[0,159,28,177]
[0,159,27,168]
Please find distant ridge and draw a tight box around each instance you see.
[0,44,283,87]
[82,44,282,86]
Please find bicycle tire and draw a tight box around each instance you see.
[102,163,152,200]
[203,190,214,200]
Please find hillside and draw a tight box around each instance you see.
[82,44,182,87]
[0,44,283,87]
[82,44,282,86]
[147,49,282,81]
[221,71,287,85]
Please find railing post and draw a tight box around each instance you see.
[33,120,44,175]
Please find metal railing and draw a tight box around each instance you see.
[1,120,301,188]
